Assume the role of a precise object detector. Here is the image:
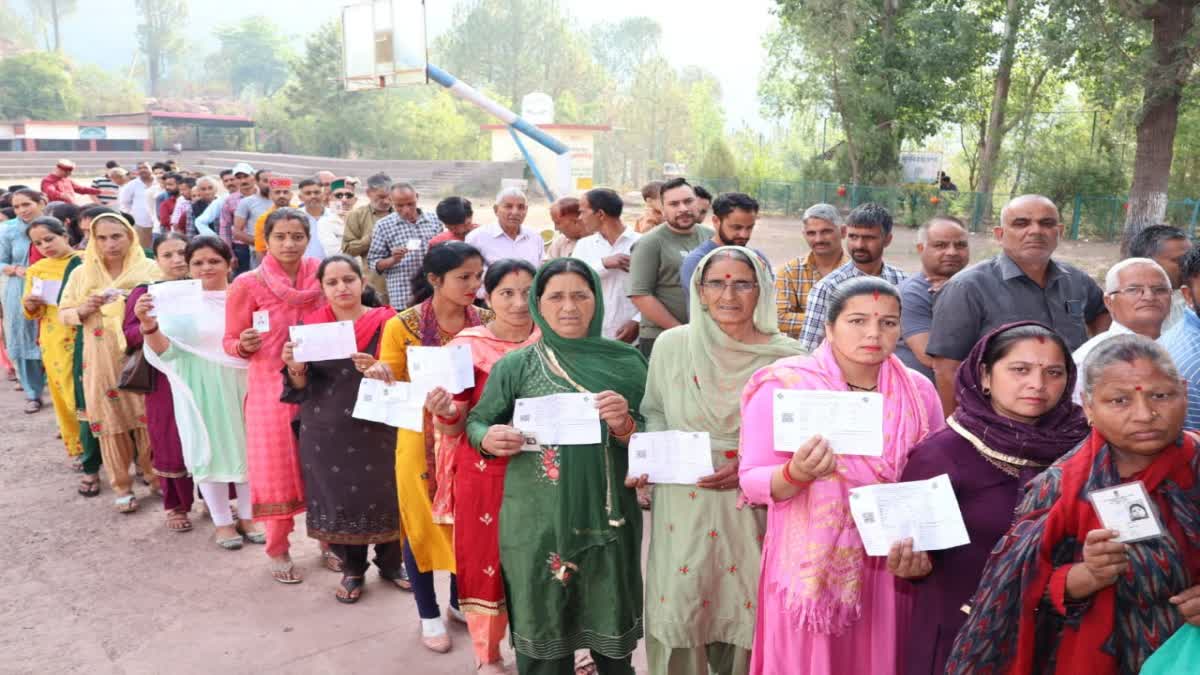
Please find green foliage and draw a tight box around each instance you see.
[75,64,143,117]
[0,51,81,119]
[1017,113,1128,205]
[207,17,293,97]
[698,139,738,179]
[135,0,188,97]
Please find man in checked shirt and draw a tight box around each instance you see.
[366,182,444,310]
[773,203,847,339]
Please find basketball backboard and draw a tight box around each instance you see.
[342,0,427,90]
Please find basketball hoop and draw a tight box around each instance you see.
[341,0,428,90]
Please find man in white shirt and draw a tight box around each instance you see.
[574,187,641,342]
[117,161,157,247]
[464,187,544,268]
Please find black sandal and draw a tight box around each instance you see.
[379,567,412,591]
[77,474,100,497]
[336,575,365,604]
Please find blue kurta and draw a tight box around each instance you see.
[0,219,40,360]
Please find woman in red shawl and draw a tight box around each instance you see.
[948,334,1200,675]
[428,258,539,673]
[282,255,404,604]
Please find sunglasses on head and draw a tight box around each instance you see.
[333,191,355,199]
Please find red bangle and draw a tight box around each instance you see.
[140,323,159,335]
[610,414,635,437]
[436,406,462,425]
[781,462,804,486]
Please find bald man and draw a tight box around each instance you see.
[927,194,1110,414]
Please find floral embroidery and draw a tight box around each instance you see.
[728,564,738,574]
[688,491,698,500]
[479,512,494,526]
[89,422,102,433]
[92,328,102,337]
[745,600,754,609]
[483,566,496,577]
[105,389,118,400]
[702,599,711,608]
[474,459,487,472]
[708,529,719,539]
[547,552,577,585]
[679,565,690,575]
[137,414,148,424]
[539,447,561,483]
[723,450,738,459]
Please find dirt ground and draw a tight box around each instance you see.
[2,188,1125,674]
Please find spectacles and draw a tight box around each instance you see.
[699,280,758,295]
[1107,285,1172,299]
[333,192,355,199]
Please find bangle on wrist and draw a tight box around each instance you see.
[611,414,635,437]
[782,462,805,486]
[436,406,462,425]
[140,323,159,335]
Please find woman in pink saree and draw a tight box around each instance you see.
[738,277,944,675]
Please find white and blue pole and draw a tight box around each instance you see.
[426,64,568,200]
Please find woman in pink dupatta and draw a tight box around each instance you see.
[223,208,326,584]
[429,259,539,673]
[738,277,944,675]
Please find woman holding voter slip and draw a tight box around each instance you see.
[738,276,943,675]
[2,188,49,413]
[626,246,804,675]
[134,236,260,550]
[429,258,539,671]
[466,258,648,675]
[22,217,82,472]
[59,212,161,513]
[366,241,491,652]
[125,233,195,532]
[281,254,404,604]
[894,321,1089,675]
[947,335,1200,675]
[223,208,325,583]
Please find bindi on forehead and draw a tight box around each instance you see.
[1036,335,1046,344]
[1135,385,1143,391]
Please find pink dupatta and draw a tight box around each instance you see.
[431,324,540,522]
[740,341,931,634]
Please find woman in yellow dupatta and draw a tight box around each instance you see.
[22,217,83,484]
[59,212,162,513]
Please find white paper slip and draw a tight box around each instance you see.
[289,321,356,362]
[351,378,424,432]
[148,279,204,317]
[30,277,61,306]
[773,390,884,456]
[849,474,971,556]
[407,344,475,394]
[1088,481,1164,543]
[627,431,714,484]
[514,392,601,448]
[253,310,270,333]
[405,238,422,251]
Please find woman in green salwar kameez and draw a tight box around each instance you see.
[467,258,648,675]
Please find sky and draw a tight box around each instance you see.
[13,0,776,130]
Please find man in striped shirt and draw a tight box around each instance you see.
[1159,246,1200,428]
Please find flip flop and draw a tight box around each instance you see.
[215,535,244,551]
[270,560,303,585]
[322,550,344,573]
[379,567,412,591]
[77,474,100,497]
[336,575,365,604]
[236,519,266,544]
[115,494,138,514]
[165,510,193,533]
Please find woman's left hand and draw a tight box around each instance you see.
[133,292,155,322]
[1170,584,1200,625]
[350,352,376,374]
[281,341,302,373]
[697,458,740,491]
[887,538,933,579]
[424,386,456,418]
[594,390,630,427]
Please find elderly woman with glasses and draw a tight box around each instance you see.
[949,335,1200,675]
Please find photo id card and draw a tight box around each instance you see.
[1087,481,1164,543]
[253,310,270,333]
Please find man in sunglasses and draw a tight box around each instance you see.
[318,177,358,258]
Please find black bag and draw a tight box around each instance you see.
[117,349,155,394]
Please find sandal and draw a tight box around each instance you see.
[270,559,303,585]
[379,567,412,591]
[70,457,82,472]
[336,575,365,604]
[77,474,100,497]
[115,494,138,514]
[23,399,41,414]
[236,519,266,545]
[216,535,244,550]
[322,549,344,573]
[574,654,597,675]
[420,618,451,653]
[165,510,193,533]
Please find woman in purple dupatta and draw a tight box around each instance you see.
[894,321,1090,675]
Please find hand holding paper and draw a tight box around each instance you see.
[773,390,884,456]
[513,393,601,448]
[627,431,714,485]
[31,277,61,306]
[848,474,970,556]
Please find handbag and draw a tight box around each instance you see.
[117,349,156,394]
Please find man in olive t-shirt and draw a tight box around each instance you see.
[627,178,714,358]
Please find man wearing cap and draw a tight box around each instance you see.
[118,161,159,247]
[773,203,847,339]
[253,177,323,259]
[318,178,355,257]
[41,159,101,204]
[217,162,260,274]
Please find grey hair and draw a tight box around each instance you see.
[1080,334,1180,403]
[495,186,527,203]
[916,215,967,244]
[366,173,391,191]
[1103,257,1171,293]
[389,181,416,194]
[802,203,841,227]
[196,175,221,191]
[999,194,1058,226]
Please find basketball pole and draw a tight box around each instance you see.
[425,64,568,200]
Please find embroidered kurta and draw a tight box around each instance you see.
[24,253,81,457]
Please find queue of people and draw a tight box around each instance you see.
[10,157,1200,675]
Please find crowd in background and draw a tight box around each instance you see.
[5,157,1200,675]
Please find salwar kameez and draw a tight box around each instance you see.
[0,217,45,401]
[24,252,82,458]
[59,257,101,477]
[222,255,325,554]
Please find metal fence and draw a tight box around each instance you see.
[693,177,1200,242]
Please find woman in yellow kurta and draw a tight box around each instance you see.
[366,241,492,654]
[22,217,82,465]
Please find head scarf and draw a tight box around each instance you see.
[952,321,1090,482]
[529,258,648,561]
[740,340,933,634]
[60,212,161,351]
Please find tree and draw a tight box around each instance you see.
[28,0,77,52]
[207,17,292,97]
[590,17,662,84]
[0,51,81,119]
[135,0,187,97]
[698,139,738,179]
[74,64,143,117]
